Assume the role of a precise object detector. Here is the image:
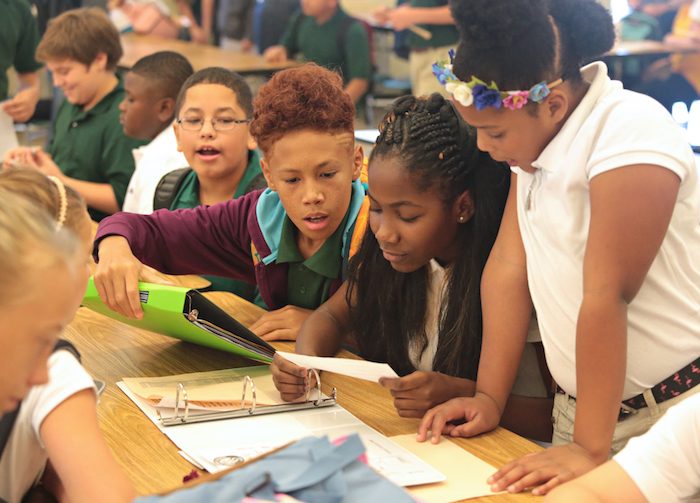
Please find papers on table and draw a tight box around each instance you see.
[276,351,398,383]
[118,375,445,488]
[391,434,504,502]
[0,105,18,158]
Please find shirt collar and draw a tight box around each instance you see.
[531,61,615,173]
[71,74,124,122]
[277,209,350,279]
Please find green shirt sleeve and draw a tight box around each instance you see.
[343,21,372,82]
[280,11,302,56]
[14,1,42,74]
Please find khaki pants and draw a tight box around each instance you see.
[409,45,454,98]
[552,383,700,455]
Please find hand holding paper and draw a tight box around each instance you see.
[276,351,398,383]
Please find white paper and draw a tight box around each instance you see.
[276,351,398,383]
[118,381,443,487]
[354,129,379,144]
[0,105,18,158]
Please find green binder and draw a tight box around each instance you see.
[82,278,275,363]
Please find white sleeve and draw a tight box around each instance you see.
[691,0,700,22]
[614,393,700,503]
[586,92,695,182]
[24,350,97,448]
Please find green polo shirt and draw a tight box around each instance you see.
[409,0,458,49]
[277,209,350,310]
[49,75,146,221]
[0,0,42,100]
[281,8,372,85]
[169,149,264,300]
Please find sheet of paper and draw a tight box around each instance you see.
[390,434,504,502]
[276,351,398,383]
[118,382,443,487]
[0,105,18,158]
[354,128,379,144]
[121,366,285,411]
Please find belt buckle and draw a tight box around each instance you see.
[618,402,638,422]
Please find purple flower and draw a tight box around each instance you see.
[502,91,529,110]
[472,84,503,111]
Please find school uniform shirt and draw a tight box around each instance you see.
[168,149,264,301]
[0,0,42,101]
[280,8,372,86]
[49,75,147,221]
[407,0,458,50]
[122,124,188,214]
[94,180,369,310]
[614,393,700,503]
[512,61,700,399]
[0,350,96,502]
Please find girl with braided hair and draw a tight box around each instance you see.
[420,0,700,496]
[272,93,551,425]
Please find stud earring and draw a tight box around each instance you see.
[458,215,465,223]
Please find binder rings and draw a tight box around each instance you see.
[82,278,275,363]
[120,366,336,427]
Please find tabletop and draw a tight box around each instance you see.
[119,33,298,74]
[65,290,542,502]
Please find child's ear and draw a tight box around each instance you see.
[173,122,183,153]
[454,190,475,224]
[246,131,257,152]
[543,89,569,127]
[91,52,108,72]
[157,97,175,124]
[351,144,363,181]
[260,158,276,191]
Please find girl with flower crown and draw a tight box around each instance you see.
[420,0,700,497]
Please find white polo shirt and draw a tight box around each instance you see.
[513,61,700,399]
[122,124,188,214]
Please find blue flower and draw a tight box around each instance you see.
[472,85,503,111]
[529,82,551,102]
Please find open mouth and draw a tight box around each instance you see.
[304,215,327,223]
[196,147,221,156]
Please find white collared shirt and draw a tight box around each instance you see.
[122,124,188,214]
[512,61,700,398]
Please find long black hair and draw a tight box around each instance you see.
[450,0,615,91]
[346,94,509,379]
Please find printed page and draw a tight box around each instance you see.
[0,106,18,158]
[276,351,398,383]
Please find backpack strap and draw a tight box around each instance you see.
[153,167,192,211]
[0,339,80,461]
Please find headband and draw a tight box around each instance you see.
[432,49,563,111]
[48,176,68,230]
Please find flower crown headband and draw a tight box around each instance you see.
[432,50,563,111]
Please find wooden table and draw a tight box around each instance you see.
[65,291,541,502]
[606,39,700,58]
[119,33,298,75]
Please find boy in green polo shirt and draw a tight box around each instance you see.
[0,0,43,123]
[3,7,146,221]
[154,66,266,301]
[263,0,372,106]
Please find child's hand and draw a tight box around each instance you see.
[372,6,391,24]
[417,392,501,444]
[263,46,288,63]
[30,148,63,178]
[487,443,599,496]
[384,5,417,31]
[379,371,468,418]
[249,305,312,342]
[2,146,36,170]
[94,236,147,319]
[270,353,311,402]
[2,86,40,123]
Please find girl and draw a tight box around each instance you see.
[272,94,551,434]
[419,0,700,496]
[0,168,133,502]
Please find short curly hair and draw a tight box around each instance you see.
[250,63,355,154]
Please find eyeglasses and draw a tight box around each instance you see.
[176,117,251,132]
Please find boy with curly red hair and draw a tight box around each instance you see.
[91,63,367,342]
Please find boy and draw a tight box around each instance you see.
[92,63,368,342]
[3,7,146,221]
[0,0,43,123]
[120,51,194,214]
[263,0,372,106]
